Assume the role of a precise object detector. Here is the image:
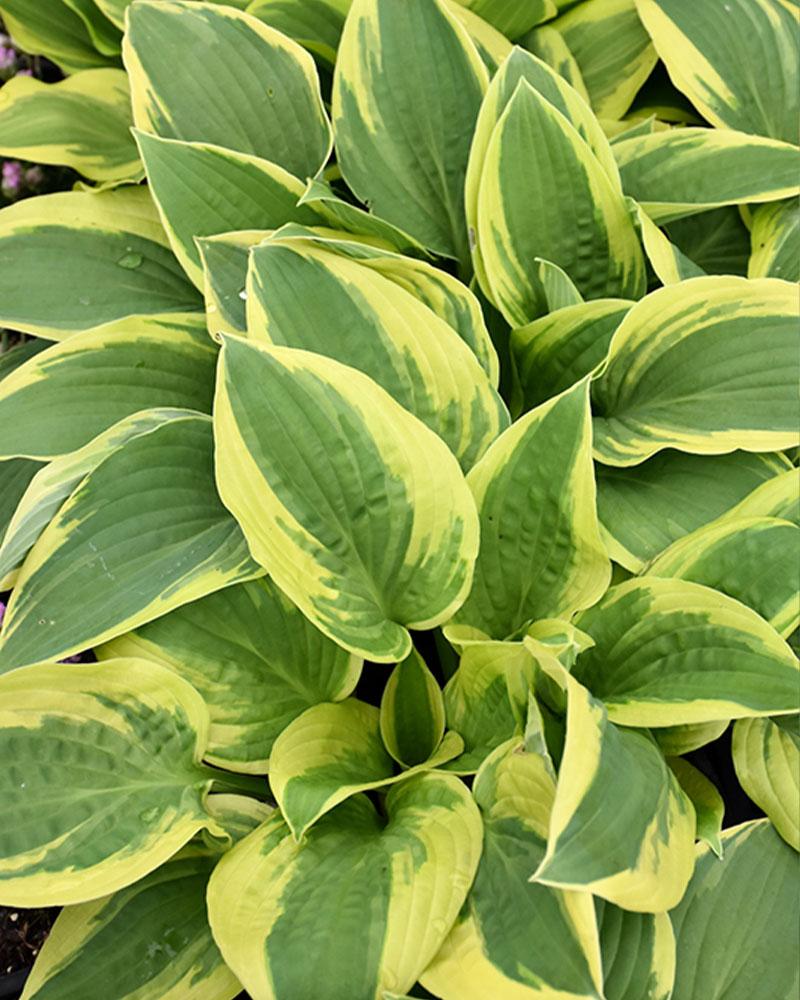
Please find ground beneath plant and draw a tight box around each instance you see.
[0,906,57,978]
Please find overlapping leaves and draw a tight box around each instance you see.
[0,0,797,997]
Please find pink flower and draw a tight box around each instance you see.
[15,68,32,77]
[0,601,5,628]
[0,46,16,70]
[2,160,23,195]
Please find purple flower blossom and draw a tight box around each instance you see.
[15,67,32,77]
[0,601,5,628]
[2,160,23,197]
[0,45,16,70]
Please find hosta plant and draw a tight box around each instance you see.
[0,0,798,998]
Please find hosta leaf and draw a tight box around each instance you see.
[380,649,446,768]
[333,0,488,266]
[477,80,644,325]
[664,206,751,277]
[466,46,622,305]
[732,715,799,851]
[572,577,799,726]
[213,338,479,662]
[0,0,116,71]
[511,298,632,412]
[596,902,675,1000]
[636,0,800,144]
[451,380,610,640]
[20,851,242,1000]
[453,0,556,39]
[670,820,800,1000]
[124,0,332,177]
[269,699,462,839]
[207,774,483,1000]
[0,70,140,183]
[0,415,260,671]
[0,659,223,906]
[0,409,190,585]
[648,516,800,637]
[748,198,800,282]
[537,258,584,310]
[442,639,535,772]
[718,466,800,524]
[0,187,201,340]
[247,0,351,65]
[298,178,431,258]
[631,201,706,284]
[198,230,269,338]
[0,314,216,460]
[522,25,591,103]
[614,128,800,223]
[245,235,507,469]
[136,132,324,288]
[98,578,362,774]
[552,0,657,119]
[533,663,695,911]
[667,758,724,857]
[592,277,800,466]
[423,739,604,1000]
[62,0,121,56]
[0,459,44,586]
[596,449,792,571]
[652,720,728,758]
[445,1,513,75]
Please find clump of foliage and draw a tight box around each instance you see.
[0,1,797,998]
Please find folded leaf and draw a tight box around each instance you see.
[596,902,675,1000]
[423,739,604,1000]
[20,851,242,1000]
[136,132,326,288]
[667,758,724,857]
[0,415,260,671]
[636,0,800,144]
[63,0,122,56]
[0,459,44,587]
[298,178,431,257]
[553,0,657,118]
[0,69,140,182]
[572,577,799,726]
[214,338,479,662]
[0,187,202,340]
[0,409,191,584]
[442,639,535,773]
[477,80,644,325]
[380,649,446,768]
[596,449,792,571]
[732,715,799,851]
[466,46,622,305]
[511,298,632,412]
[664,206,750,277]
[670,820,800,1000]
[207,774,483,1000]
[717,466,800,524]
[198,230,270,338]
[270,699,462,839]
[446,1,513,74]
[748,198,800,282]
[592,276,800,466]
[648,516,800,637]
[0,659,224,906]
[533,664,696,912]
[614,128,800,223]
[99,578,362,774]
[452,380,610,640]
[246,236,507,469]
[652,720,728,757]
[0,314,216,459]
[333,0,488,266]
[124,0,332,177]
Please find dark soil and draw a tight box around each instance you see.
[0,906,57,977]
